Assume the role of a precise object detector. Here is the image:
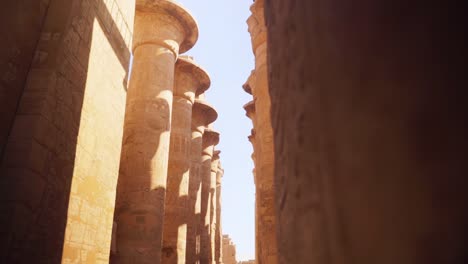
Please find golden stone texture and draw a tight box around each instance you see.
[222,235,237,264]
[114,0,198,263]
[0,0,228,263]
[244,0,278,263]
[215,161,224,264]
[0,0,134,262]
[200,128,220,264]
[162,56,210,264]
[186,98,218,264]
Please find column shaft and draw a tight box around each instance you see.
[163,57,210,264]
[186,130,204,264]
[116,43,175,263]
[247,1,278,263]
[215,164,224,264]
[115,2,198,262]
[210,152,220,264]
[186,100,218,264]
[162,96,192,263]
[200,146,213,264]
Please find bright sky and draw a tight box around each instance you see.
[177,0,256,261]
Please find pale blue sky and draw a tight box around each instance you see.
[177,0,256,261]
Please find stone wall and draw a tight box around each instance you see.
[0,0,51,155]
[0,0,134,262]
[265,0,468,263]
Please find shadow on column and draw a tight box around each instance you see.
[187,135,203,264]
[113,94,171,262]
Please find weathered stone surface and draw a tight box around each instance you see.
[114,1,197,263]
[186,98,218,264]
[209,151,220,264]
[215,161,224,264]
[0,0,51,155]
[200,128,220,264]
[244,0,278,263]
[1,0,133,263]
[222,235,237,264]
[162,56,210,264]
[265,0,468,263]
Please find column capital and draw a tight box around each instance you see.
[247,2,267,55]
[243,100,256,121]
[203,129,220,149]
[242,70,256,95]
[213,150,221,161]
[248,129,256,144]
[134,0,199,56]
[174,56,211,102]
[192,99,218,134]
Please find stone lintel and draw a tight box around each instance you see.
[134,0,198,54]
[175,56,211,100]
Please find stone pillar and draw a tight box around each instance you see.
[114,1,198,262]
[215,162,224,264]
[243,100,260,264]
[264,0,468,263]
[186,99,218,264]
[162,56,210,263]
[210,151,221,263]
[200,129,220,264]
[246,0,278,263]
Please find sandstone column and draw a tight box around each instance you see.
[114,1,198,262]
[162,56,210,263]
[215,161,224,264]
[210,151,221,263]
[200,128,220,264]
[243,100,261,263]
[186,99,218,264]
[264,0,468,263]
[246,0,278,263]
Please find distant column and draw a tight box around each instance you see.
[210,151,221,263]
[186,99,218,264]
[200,129,220,264]
[114,1,198,262]
[215,161,225,264]
[162,56,210,264]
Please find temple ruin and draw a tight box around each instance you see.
[1,0,468,263]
